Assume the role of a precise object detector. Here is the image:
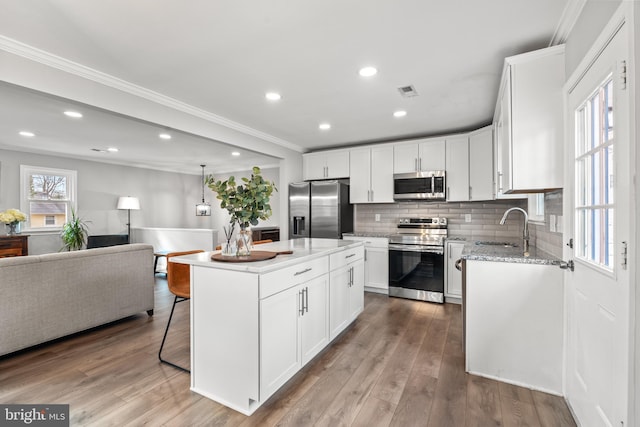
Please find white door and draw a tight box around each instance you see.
[445,135,469,202]
[564,22,630,427]
[349,147,371,203]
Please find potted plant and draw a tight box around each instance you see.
[206,166,277,256]
[0,208,27,235]
[60,208,91,251]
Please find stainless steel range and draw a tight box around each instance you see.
[388,217,448,303]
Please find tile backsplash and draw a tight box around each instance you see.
[354,190,564,258]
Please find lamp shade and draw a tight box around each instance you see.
[117,196,140,210]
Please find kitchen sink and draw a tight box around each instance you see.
[474,241,518,248]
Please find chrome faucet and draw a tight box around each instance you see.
[499,207,529,253]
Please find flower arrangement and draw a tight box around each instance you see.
[0,208,27,225]
[0,208,27,235]
[206,166,277,255]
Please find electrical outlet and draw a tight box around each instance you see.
[375,213,381,222]
[549,214,556,232]
[556,215,563,233]
[465,214,472,223]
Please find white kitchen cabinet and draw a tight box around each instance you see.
[464,259,563,393]
[445,241,464,301]
[445,135,470,202]
[259,270,329,400]
[494,45,565,194]
[349,145,394,203]
[303,150,350,180]
[329,245,365,340]
[259,282,301,398]
[468,126,495,201]
[393,138,445,173]
[343,236,389,294]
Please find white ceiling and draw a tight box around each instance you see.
[0,0,569,174]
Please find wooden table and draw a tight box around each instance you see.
[0,235,29,257]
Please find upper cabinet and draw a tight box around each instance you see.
[349,145,394,204]
[469,126,495,201]
[494,45,565,194]
[393,138,445,173]
[445,135,470,202]
[303,150,350,181]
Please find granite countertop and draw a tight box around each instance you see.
[170,238,363,273]
[461,238,562,266]
[343,232,392,239]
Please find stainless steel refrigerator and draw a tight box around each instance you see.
[289,181,353,239]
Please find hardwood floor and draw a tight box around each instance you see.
[0,277,576,426]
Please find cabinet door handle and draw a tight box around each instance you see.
[299,290,305,316]
[414,158,418,172]
[419,157,422,171]
[305,287,309,313]
[370,189,373,201]
[469,186,472,200]
[295,267,312,276]
[345,253,356,259]
[365,248,367,262]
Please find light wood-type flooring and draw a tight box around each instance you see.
[0,277,576,426]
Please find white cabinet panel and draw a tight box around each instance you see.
[445,136,469,202]
[343,236,389,294]
[445,241,464,300]
[494,45,564,194]
[329,251,364,340]
[348,259,365,319]
[465,260,563,393]
[260,285,300,399]
[350,145,394,203]
[393,138,445,173]
[300,275,329,365]
[469,126,494,201]
[303,150,350,180]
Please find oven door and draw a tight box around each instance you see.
[388,244,444,303]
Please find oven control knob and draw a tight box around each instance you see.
[439,218,447,225]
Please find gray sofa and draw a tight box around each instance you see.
[0,243,155,356]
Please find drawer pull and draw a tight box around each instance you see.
[294,267,312,276]
[345,253,356,259]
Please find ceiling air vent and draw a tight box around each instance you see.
[398,85,418,97]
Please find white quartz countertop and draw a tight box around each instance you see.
[170,238,363,274]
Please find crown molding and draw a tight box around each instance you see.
[550,0,587,45]
[0,35,304,153]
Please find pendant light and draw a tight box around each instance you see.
[196,164,211,216]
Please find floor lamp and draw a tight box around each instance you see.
[117,196,140,243]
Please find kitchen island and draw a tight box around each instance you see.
[171,238,365,415]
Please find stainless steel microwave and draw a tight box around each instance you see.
[393,170,446,201]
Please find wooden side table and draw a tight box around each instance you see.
[0,235,29,258]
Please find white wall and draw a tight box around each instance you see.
[0,148,209,254]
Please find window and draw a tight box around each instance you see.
[20,165,77,231]
[574,76,614,270]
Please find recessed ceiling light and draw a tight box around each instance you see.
[319,123,331,130]
[159,133,172,140]
[358,66,378,77]
[393,110,407,118]
[19,131,35,137]
[231,151,241,156]
[265,92,282,101]
[107,147,119,153]
[64,111,83,118]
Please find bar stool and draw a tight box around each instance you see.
[158,249,204,373]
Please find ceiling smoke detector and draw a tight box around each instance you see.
[398,85,418,97]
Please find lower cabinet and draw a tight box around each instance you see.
[329,247,365,340]
[445,241,464,301]
[260,274,328,399]
[343,236,389,294]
